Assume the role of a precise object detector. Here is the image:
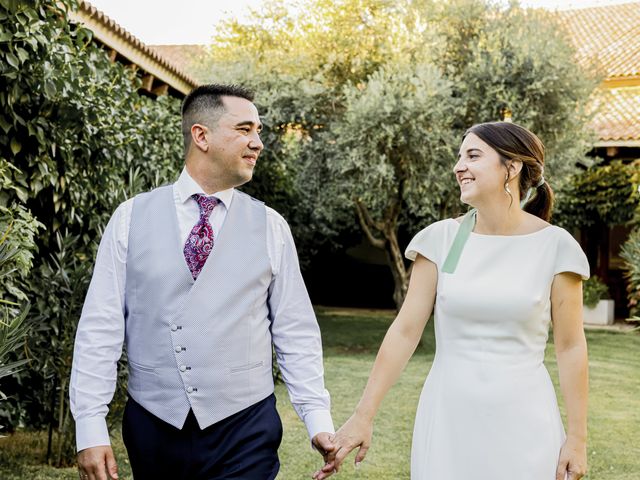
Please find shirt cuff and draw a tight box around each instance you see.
[75,416,111,452]
[304,409,335,443]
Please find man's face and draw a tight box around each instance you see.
[206,96,263,187]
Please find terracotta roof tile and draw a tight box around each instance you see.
[591,86,640,142]
[601,23,640,78]
[558,2,640,78]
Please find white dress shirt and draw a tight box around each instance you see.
[70,168,333,451]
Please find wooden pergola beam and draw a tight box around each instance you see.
[142,74,154,92]
[152,84,169,97]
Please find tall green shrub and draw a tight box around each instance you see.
[0,213,38,400]
[1,0,184,463]
[621,229,640,320]
[0,157,41,433]
[554,160,640,231]
[554,160,640,321]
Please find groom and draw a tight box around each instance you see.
[70,84,335,479]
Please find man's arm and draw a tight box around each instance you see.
[69,200,131,479]
[265,209,334,440]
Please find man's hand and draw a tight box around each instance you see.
[311,432,336,479]
[314,413,373,479]
[77,445,119,480]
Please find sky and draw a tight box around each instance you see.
[86,0,637,45]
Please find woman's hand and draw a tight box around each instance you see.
[556,436,587,480]
[312,413,373,479]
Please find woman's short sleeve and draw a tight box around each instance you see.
[554,228,590,280]
[405,220,449,265]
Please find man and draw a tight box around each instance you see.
[70,84,335,480]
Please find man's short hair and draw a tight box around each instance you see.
[181,84,255,154]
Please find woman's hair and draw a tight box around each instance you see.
[463,121,554,221]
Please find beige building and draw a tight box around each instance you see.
[560,2,640,317]
[561,1,639,151]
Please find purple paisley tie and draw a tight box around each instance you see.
[183,194,219,279]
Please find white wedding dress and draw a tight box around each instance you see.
[405,219,589,480]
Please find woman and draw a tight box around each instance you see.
[315,122,589,480]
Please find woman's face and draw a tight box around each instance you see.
[453,133,508,206]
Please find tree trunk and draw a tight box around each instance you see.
[354,199,408,310]
[56,376,68,466]
[383,228,408,310]
[46,375,57,464]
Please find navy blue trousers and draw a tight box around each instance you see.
[122,394,282,480]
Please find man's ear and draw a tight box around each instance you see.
[191,124,209,153]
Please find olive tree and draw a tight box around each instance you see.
[328,63,459,306]
[197,0,599,308]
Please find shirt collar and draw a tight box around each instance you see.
[175,167,234,209]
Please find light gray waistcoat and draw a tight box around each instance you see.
[125,185,274,429]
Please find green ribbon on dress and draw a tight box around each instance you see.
[442,208,477,274]
[443,190,536,273]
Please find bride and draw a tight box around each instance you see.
[315,121,589,480]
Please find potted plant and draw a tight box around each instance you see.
[583,276,614,325]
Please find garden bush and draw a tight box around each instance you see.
[0,157,41,430]
[554,160,640,231]
[1,0,183,464]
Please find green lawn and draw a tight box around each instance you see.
[1,309,639,479]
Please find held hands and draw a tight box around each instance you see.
[556,436,587,480]
[77,445,119,480]
[313,413,373,480]
[312,432,337,479]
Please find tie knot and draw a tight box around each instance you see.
[193,194,219,218]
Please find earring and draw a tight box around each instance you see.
[504,173,512,195]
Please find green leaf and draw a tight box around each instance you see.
[0,115,11,134]
[5,52,19,69]
[15,47,29,64]
[9,138,21,155]
[13,186,28,203]
[44,79,56,98]
[0,0,19,13]
[24,7,39,22]
[23,35,37,50]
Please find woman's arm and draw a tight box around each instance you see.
[313,255,437,479]
[551,272,589,480]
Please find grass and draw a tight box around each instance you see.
[1,308,639,479]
